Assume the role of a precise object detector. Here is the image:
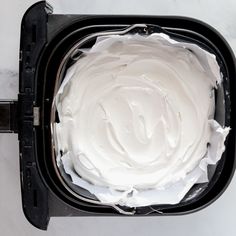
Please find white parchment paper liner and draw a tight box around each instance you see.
[53,33,230,207]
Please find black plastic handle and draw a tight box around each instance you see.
[0,100,18,133]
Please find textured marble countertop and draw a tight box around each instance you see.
[0,0,236,235]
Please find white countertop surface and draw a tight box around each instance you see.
[0,0,236,235]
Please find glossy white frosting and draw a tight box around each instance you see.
[54,33,229,207]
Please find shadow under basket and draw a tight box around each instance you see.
[0,0,235,230]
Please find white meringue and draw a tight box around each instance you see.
[54,33,229,207]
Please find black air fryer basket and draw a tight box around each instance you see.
[0,1,235,230]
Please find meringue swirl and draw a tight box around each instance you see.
[54,33,229,207]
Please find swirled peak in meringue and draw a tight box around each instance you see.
[54,33,229,207]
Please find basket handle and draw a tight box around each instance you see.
[0,100,18,133]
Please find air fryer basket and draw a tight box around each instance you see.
[50,23,228,215]
[36,11,236,216]
[1,0,234,230]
